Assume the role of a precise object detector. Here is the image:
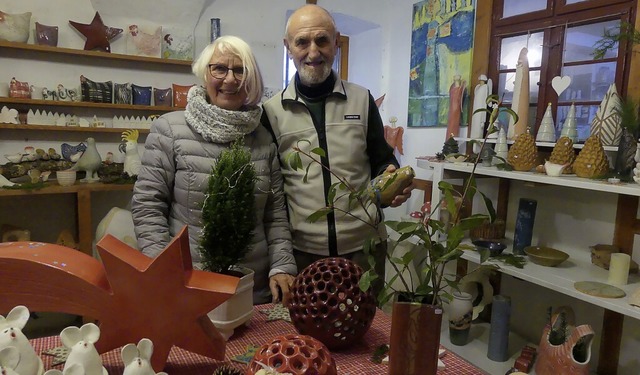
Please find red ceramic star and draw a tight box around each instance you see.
[69,12,123,52]
[0,227,239,371]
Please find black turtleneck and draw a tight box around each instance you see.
[295,73,336,101]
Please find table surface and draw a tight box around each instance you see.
[31,304,486,375]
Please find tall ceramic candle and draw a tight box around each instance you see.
[487,295,511,362]
[608,253,631,286]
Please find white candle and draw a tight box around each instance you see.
[608,253,631,286]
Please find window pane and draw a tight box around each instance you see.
[566,0,589,3]
[560,62,616,102]
[556,104,598,142]
[500,33,544,69]
[565,20,619,62]
[498,71,540,103]
[503,0,547,18]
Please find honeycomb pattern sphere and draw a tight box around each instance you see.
[287,257,376,350]
[246,334,337,375]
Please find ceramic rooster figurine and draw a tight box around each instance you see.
[70,138,102,182]
[119,129,142,178]
[128,25,161,57]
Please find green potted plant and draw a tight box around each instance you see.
[284,95,523,374]
[199,139,257,340]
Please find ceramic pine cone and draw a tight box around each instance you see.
[507,132,538,171]
[573,135,609,178]
[549,136,576,174]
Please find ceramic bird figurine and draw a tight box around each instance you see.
[61,142,87,162]
[119,129,142,177]
[22,146,37,161]
[36,148,49,161]
[70,138,102,182]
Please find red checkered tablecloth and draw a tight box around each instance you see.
[31,304,486,375]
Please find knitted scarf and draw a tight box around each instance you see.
[185,86,262,143]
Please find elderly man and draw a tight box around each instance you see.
[262,4,413,280]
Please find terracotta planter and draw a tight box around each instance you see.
[207,266,254,340]
[534,307,594,375]
[388,301,443,375]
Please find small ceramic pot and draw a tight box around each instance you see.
[56,170,77,186]
[153,87,172,106]
[114,82,132,104]
[80,75,113,103]
[172,84,193,108]
[9,77,30,98]
[35,22,58,46]
[132,84,152,106]
[0,11,31,43]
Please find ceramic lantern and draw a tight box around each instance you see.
[247,334,337,375]
[573,135,609,178]
[549,136,576,174]
[507,131,538,171]
[287,257,376,350]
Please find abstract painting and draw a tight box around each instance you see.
[408,0,475,128]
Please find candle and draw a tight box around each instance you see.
[608,253,631,286]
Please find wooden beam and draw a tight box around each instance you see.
[306,0,317,3]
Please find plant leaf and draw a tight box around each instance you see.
[307,207,333,223]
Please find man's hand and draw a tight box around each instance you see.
[269,273,295,305]
[383,165,415,207]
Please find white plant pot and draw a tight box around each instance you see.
[207,266,254,340]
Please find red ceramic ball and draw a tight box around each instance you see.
[287,257,377,349]
[246,334,337,375]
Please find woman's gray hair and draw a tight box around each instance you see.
[192,35,264,106]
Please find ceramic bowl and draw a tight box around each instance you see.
[524,246,569,267]
[56,170,77,186]
[472,240,507,257]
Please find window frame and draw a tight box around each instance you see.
[486,0,636,137]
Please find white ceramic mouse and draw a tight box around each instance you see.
[0,305,44,375]
[59,323,107,375]
[43,363,85,375]
[0,346,21,375]
[121,338,167,375]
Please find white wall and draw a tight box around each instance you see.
[1,1,638,373]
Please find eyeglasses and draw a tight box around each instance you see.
[208,64,245,81]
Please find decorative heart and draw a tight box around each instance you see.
[552,75,571,96]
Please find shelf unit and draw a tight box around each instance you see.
[0,41,191,257]
[421,160,640,374]
[0,182,134,256]
[0,123,150,134]
[0,40,192,66]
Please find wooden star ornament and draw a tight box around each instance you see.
[69,12,123,52]
[0,227,240,372]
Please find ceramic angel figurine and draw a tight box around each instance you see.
[0,305,45,375]
[60,323,107,375]
[121,338,167,375]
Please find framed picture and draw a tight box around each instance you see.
[407,1,475,128]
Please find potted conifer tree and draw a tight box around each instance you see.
[200,139,257,340]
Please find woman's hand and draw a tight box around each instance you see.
[269,273,295,305]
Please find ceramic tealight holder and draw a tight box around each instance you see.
[56,170,77,186]
[172,84,193,108]
[35,22,59,46]
[132,84,152,106]
[153,87,172,106]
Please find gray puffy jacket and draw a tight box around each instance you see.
[131,111,297,304]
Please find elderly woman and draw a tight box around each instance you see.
[131,35,296,304]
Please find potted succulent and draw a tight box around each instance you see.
[285,95,523,375]
[199,139,257,340]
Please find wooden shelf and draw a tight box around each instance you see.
[0,97,177,112]
[0,182,133,197]
[418,160,640,197]
[0,182,134,256]
[0,123,150,134]
[0,40,192,66]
